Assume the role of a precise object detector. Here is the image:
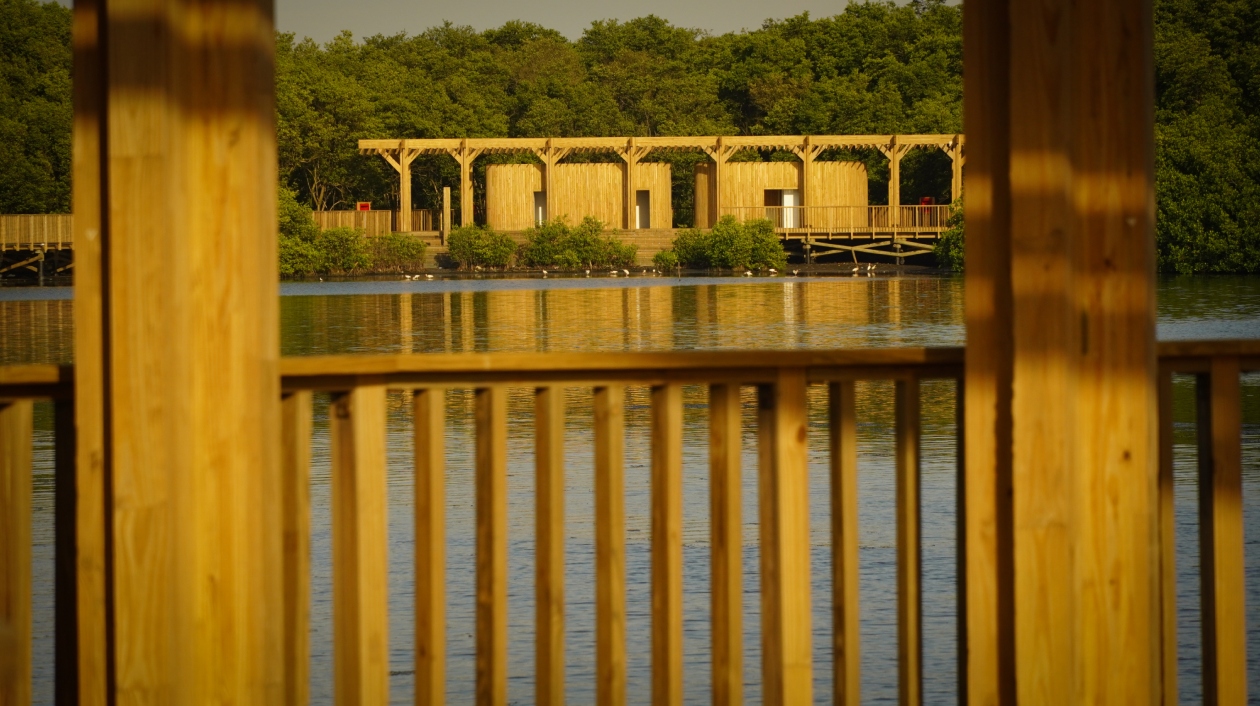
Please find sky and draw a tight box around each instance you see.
[274,0,884,43]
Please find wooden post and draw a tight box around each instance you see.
[72,0,282,702]
[415,388,446,706]
[475,387,508,706]
[895,379,922,706]
[594,386,626,706]
[714,138,729,224]
[880,136,908,227]
[963,0,1158,703]
[792,137,819,229]
[442,186,452,242]
[829,382,860,705]
[535,387,565,706]
[947,135,965,204]
[281,391,312,706]
[757,371,813,706]
[0,400,33,706]
[621,137,641,231]
[651,384,683,706]
[709,383,743,706]
[453,141,484,228]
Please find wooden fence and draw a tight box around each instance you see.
[3,339,1256,703]
[0,215,73,251]
[313,210,438,235]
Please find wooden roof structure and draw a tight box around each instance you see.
[358,134,965,230]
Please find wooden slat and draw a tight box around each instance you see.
[651,384,684,706]
[594,386,626,706]
[1197,360,1247,704]
[475,387,508,706]
[953,378,968,706]
[0,400,33,706]
[896,378,922,706]
[709,383,743,706]
[535,387,565,706]
[281,391,312,706]
[829,381,860,705]
[414,388,446,705]
[330,385,390,705]
[757,370,814,706]
[53,398,78,706]
[1157,372,1177,705]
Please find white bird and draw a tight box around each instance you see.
[425,274,434,280]
[744,270,753,276]
[541,270,548,276]
[610,271,618,276]
[474,265,483,272]
[622,269,630,275]
[585,269,591,276]
[403,275,411,280]
[768,268,777,274]
[867,263,875,271]
[852,266,861,273]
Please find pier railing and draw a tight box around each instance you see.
[1,340,1256,704]
[718,205,951,236]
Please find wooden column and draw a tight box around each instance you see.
[963,0,1157,703]
[0,400,33,706]
[791,137,820,228]
[72,0,282,702]
[704,138,732,226]
[414,389,446,705]
[709,384,743,706]
[594,386,626,706]
[442,186,451,241]
[879,136,909,227]
[620,138,645,230]
[538,141,571,228]
[452,141,484,228]
[945,135,965,204]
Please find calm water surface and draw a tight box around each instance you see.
[8,274,1260,704]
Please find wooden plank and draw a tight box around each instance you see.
[0,400,32,706]
[828,381,859,705]
[475,387,508,706]
[1157,372,1177,705]
[709,383,743,706]
[651,384,684,706]
[331,385,390,705]
[535,387,566,706]
[414,388,446,706]
[756,371,813,706]
[1197,360,1247,704]
[895,379,922,706]
[281,391,312,706]
[594,386,626,706]
[54,398,78,706]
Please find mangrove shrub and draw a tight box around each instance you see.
[518,217,637,269]
[665,216,787,271]
[447,225,517,268]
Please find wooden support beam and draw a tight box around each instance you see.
[397,145,420,233]
[415,388,446,705]
[71,0,283,702]
[791,137,821,229]
[896,379,922,706]
[281,391,312,706]
[619,138,648,231]
[703,138,733,226]
[442,187,452,242]
[878,136,911,226]
[450,141,485,228]
[963,0,1158,702]
[535,386,565,706]
[475,386,508,706]
[709,383,743,706]
[651,384,684,706]
[594,386,626,706]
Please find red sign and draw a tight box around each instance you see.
[356,201,371,211]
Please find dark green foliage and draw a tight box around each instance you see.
[934,199,964,271]
[369,233,428,272]
[0,0,72,213]
[652,249,680,269]
[313,227,374,273]
[447,225,517,268]
[666,216,787,270]
[279,186,323,276]
[518,217,637,268]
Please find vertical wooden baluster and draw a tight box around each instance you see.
[53,396,78,706]
[1197,359,1246,704]
[536,387,566,706]
[651,384,683,706]
[475,387,508,706]
[282,391,312,706]
[895,378,921,706]
[415,388,446,705]
[829,381,859,705]
[0,400,33,706]
[594,386,626,706]
[710,383,743,706]
[954,377,968,706]
[330,385,390,705]
[757,370,813,706]
[1157,371,1177,705]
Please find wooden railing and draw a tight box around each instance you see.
[0,215,74,251]
[718,205,951,235]
[1,340,1256,704]
[312,210,440,236]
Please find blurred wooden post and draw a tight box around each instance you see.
[757,371,813,706]
[650,384,684,706]
[280,391,312,706]
[415,389,447,705]
[594,386,626,706]
[829,382,860,705]
[535,387,565,706]
[709,383,743,706]
[475,387,508,706]
[0,400,33,706]
[331,386,390,705]
[71,0,282,701]
[963,0,1158,702]
[442,186,452,243]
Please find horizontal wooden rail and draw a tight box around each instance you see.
[0,339,1255,705]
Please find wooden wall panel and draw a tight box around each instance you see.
[485,164,542,231]
[721,162,801,211]
[551,164,622,227]
[693,161,868,228]
[694,164,715,228]
[811,162,870,229]
[634,163,673,229]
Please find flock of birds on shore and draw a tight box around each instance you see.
[400,262,881,280]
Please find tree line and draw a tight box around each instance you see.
[2,0,1257,272]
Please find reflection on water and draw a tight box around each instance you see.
[8,274,1260,704]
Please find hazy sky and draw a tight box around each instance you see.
[275,0,877,43]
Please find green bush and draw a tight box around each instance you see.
[668,216,787,271]
[447,224,517,268]
[518,217,637,269]
[934,199,964,272]
[314,226,373,273]
[279,186,322,277]
[369,232,428,272]
[652,249,679,269]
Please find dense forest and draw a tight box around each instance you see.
[2,0,1258,272]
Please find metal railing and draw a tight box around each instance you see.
[1,340,1256,704]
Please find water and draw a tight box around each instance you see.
[7,274,1260,704]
